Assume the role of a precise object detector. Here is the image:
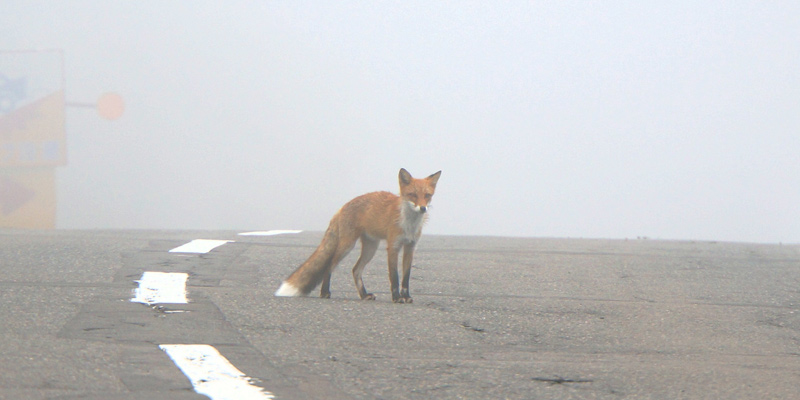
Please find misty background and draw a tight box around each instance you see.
[2,2,798,243]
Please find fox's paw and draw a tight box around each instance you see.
[392,296,412,304]
[398,288,412,304]
[362,293,376,301]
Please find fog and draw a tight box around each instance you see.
[2,2,798,243]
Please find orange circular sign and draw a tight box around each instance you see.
[96,92,125,120]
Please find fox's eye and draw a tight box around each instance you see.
[408,193,418,200]
[424,194,432,200]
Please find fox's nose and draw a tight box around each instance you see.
[419,206,427,213]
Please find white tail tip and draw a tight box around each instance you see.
[275,282,303,297]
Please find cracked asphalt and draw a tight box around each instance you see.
[1,229,798,399]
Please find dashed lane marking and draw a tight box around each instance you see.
[130,271,189,305]
[238,230,303,236]
[153,237,278,397]
[169,239,233,254]
[160,344,275,400]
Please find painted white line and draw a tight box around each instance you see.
[169,239,233,254]
[159,344,274,400]
[238,230,302,236]
[131,272,189,305]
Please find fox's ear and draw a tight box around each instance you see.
[427,170,442,186]
[399,168,413,186]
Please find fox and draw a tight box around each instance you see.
[275,168,442,303]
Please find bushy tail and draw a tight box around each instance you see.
[275,219,339,296]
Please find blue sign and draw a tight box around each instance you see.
[0,73,27,114]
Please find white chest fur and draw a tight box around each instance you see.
[398,201,427,245]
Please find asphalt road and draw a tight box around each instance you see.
[0,229,798,399]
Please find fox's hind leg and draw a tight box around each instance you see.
[319,233,358,298]
[320,270,333,298]
[352,235,379,300]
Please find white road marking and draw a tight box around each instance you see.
[131,271,189,305]
[238,230,302,236]
[169,239,233,254]
[159,344,274,400]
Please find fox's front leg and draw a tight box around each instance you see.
[400,243,415,303]
[387,245,402,303]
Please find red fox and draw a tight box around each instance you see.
[275,168,442,303]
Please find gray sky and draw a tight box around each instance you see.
[2,1,798,243]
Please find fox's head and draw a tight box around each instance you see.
[398,168,442,214]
